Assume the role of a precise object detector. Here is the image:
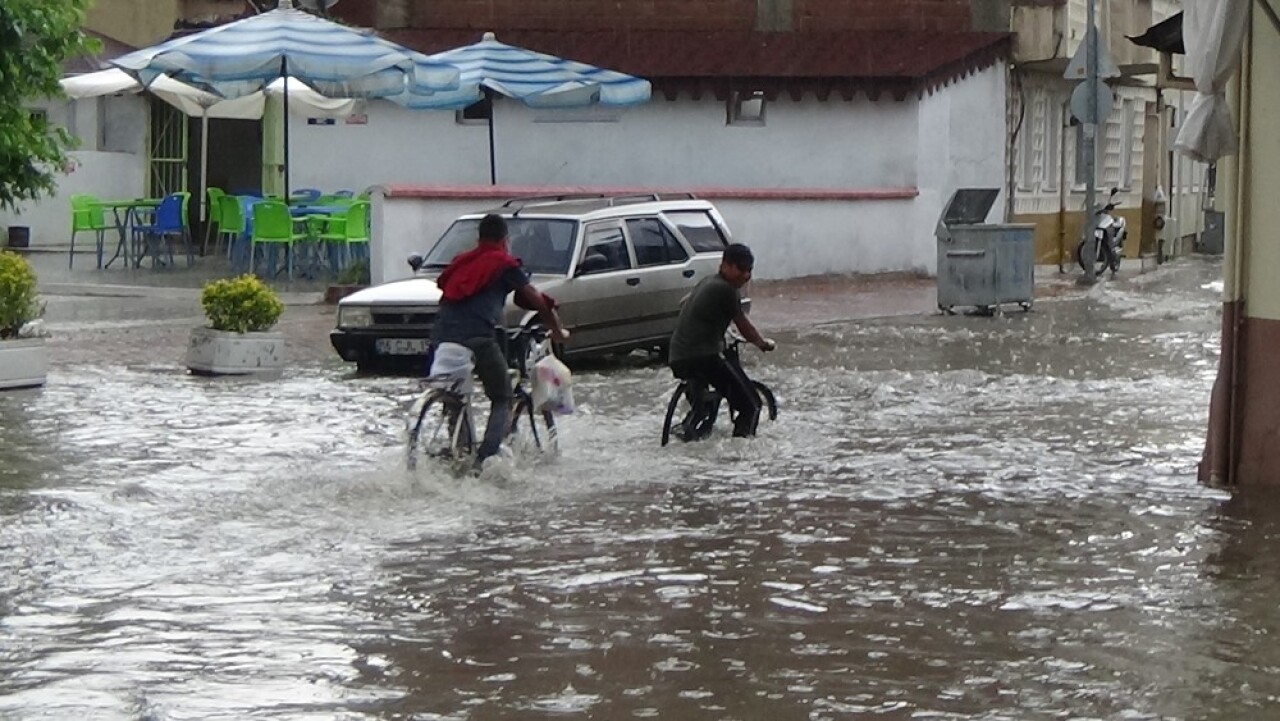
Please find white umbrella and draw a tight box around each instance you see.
[61,67,356,120]
[61,68,358,220]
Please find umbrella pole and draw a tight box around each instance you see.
[200,109,210,255]
[486,89,496,185]
[282,59,291,199]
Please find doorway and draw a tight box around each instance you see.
[187,116,264,242]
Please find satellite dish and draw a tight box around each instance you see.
[294,0,341,11]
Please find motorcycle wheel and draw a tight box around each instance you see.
[1075,239,1110,276]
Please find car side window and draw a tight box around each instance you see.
[627,218,689,267]
[665,210,728,253]
[580,224,632,275]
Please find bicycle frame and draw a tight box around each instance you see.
[406,325,557,470]
[661,335,778,446]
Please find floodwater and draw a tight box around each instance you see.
[3,258,1276,720]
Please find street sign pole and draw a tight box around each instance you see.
[1080,0,1099,285]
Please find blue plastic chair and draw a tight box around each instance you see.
[332,189,354,198]
[131,193,190,269]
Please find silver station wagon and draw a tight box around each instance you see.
[330,193,742,372]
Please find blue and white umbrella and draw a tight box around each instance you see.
[111,0,461,197]
[112,0,459,99]
[393,32,652,184]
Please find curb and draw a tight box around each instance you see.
[39,282,323,306]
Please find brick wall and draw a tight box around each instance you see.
[335,0,974,32]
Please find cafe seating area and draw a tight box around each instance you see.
[67,187,371,284]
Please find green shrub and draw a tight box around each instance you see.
[337,257,370,286]
[200,274,284,333]
[0,251,40,339]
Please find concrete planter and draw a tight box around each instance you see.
[186,326,285,376]
[0,338,48,389]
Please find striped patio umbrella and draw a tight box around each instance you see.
[111,0,460,197]
[393,32,652,184]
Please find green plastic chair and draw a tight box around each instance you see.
[317,200,369,274]
[203,187,226,255]
[217,194,247,263]
[175,191,194,266]
[69,193,113,269]
[250,200,307,280]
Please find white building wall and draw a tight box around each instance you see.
[915,62,1010,274]
[1,95,148,248]
[289,93,919,193]
[369,65,1005,283]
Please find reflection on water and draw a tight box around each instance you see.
[3,259,1275,720]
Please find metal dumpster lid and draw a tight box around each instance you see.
[940,188,1000,227]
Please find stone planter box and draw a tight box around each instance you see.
[0,338,48,389]
[186,326,285,376]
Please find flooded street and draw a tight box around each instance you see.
[4,258,1277,720]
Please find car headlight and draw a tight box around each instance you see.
[338,306,373,329]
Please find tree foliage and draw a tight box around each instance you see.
[0,0,96,211]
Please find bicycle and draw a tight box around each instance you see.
[660,330,779,446]
[406,325,558,473]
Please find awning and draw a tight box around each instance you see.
[1128,12,1184,55]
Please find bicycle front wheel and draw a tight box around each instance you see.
[509,389,558,456]
[406,391,475,471]
[754,381,779,422]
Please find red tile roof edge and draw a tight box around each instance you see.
[387,29,1010,86]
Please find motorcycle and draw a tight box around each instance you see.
[1076,187,1127,276]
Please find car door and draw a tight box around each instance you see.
[623,216,696,343]
[556,221,638,351]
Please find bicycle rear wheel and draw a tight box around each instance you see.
[661,382,690,446]
[662,383,719,446]
[406,391,475,471]
[509,388,558,456]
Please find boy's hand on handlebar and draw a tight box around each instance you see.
[758,338,777,352]
[552,327,570,343]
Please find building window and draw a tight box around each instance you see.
[456,94,491,125]
[1119,99,1135,189]
[727,90,766,126]
[1044,100,1061,191]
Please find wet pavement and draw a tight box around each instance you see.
[5,255,1274,720]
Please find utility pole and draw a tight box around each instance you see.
[1079,0,1099,285]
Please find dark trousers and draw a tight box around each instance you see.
[669,355,761,437]
[430,335,511,461]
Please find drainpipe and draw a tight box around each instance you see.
[1057,98,1069,273]
[1225,28,1252,487]
[1202,23,1251,488]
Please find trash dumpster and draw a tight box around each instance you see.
[935,188,1035,314]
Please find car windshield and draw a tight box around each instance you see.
[423,218,579,276]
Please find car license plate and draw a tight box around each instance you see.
[375,338,430,355]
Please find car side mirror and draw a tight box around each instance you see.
[407,253,424,272]
[575,252,609,276]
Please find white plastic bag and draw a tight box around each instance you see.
[531,355,575,415]
[429,342,474,393]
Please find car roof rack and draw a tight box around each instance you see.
[506,191,700,216]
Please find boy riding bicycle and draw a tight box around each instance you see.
[667,243,775,439]
[430,214,569,468]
